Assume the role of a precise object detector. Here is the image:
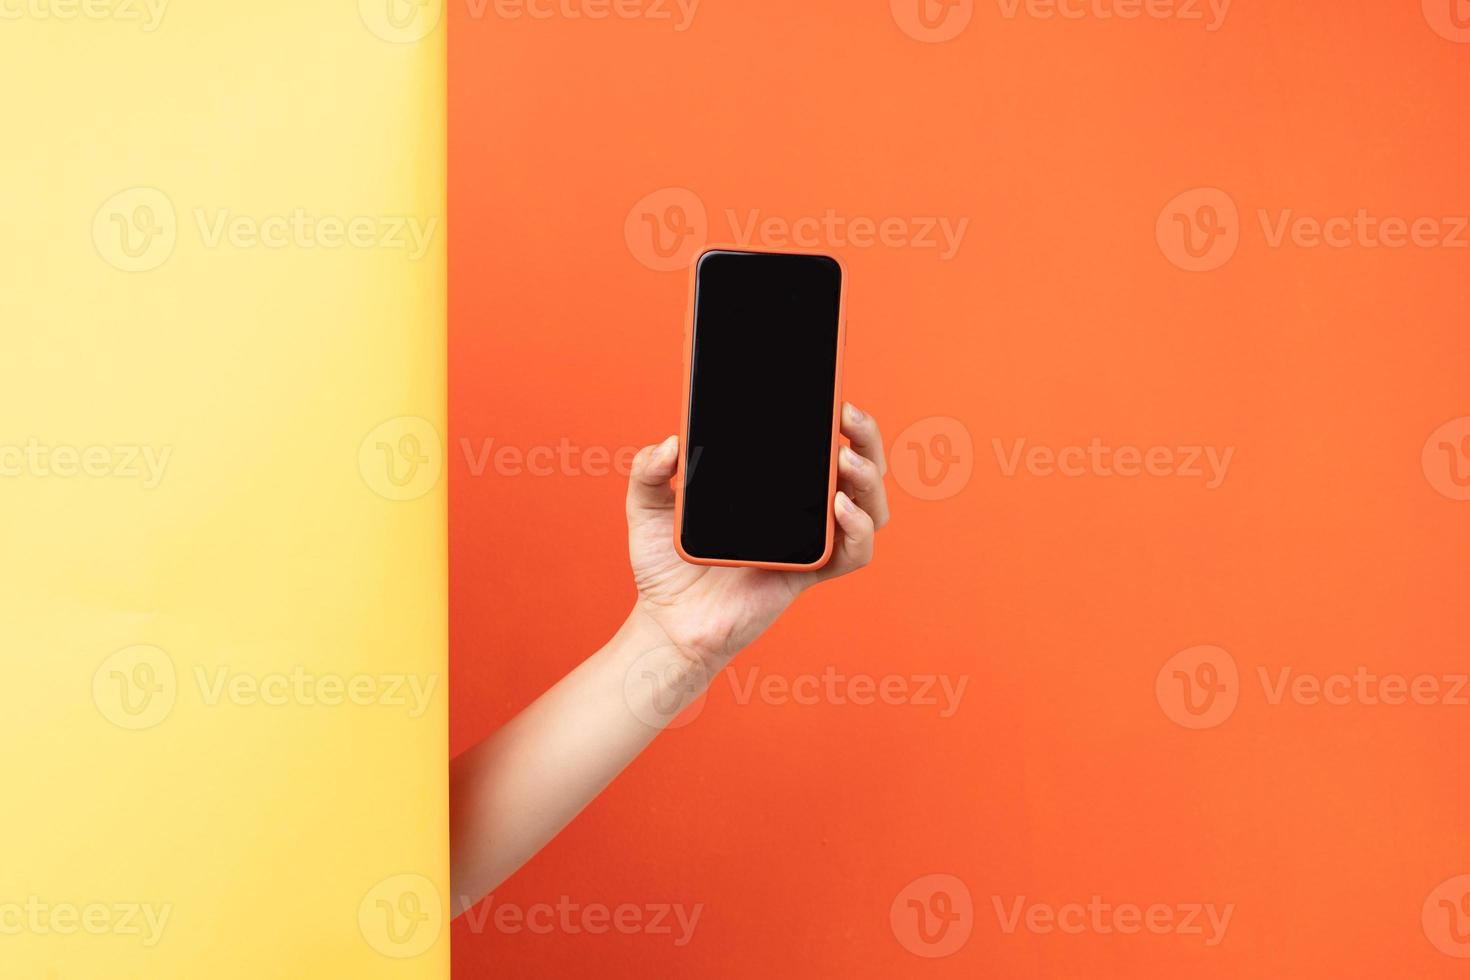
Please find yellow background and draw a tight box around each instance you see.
[0,2,448,976]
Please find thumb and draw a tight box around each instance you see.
[626,435,679,522]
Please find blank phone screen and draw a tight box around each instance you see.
[680,250,843,565]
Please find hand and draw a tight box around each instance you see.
[624,402,890,670]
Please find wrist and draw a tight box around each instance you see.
[623,600,737,671]
[615,605,716,729]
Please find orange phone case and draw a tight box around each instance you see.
[673,247,849,572]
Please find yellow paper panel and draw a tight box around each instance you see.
[0,3,447,977]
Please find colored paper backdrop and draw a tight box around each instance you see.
[2,4,447,976]
[449,1,1470,977]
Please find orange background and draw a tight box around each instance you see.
[449,1,1470,976]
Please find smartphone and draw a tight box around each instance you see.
[675,249,847,570]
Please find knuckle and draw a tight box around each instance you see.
[846,449,877,480]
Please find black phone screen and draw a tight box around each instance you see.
[680,250,844,566]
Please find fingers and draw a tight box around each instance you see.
[838,403,890,531]
[626,435,678,522]
[841,402,887,477]
[795,405,887,588]
[809,490,875,583]
[838,444,890,531]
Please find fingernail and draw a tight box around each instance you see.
[659,435,678,459]
[842,446,861,467]
[846,402,864,422]
[837,491,858,514]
